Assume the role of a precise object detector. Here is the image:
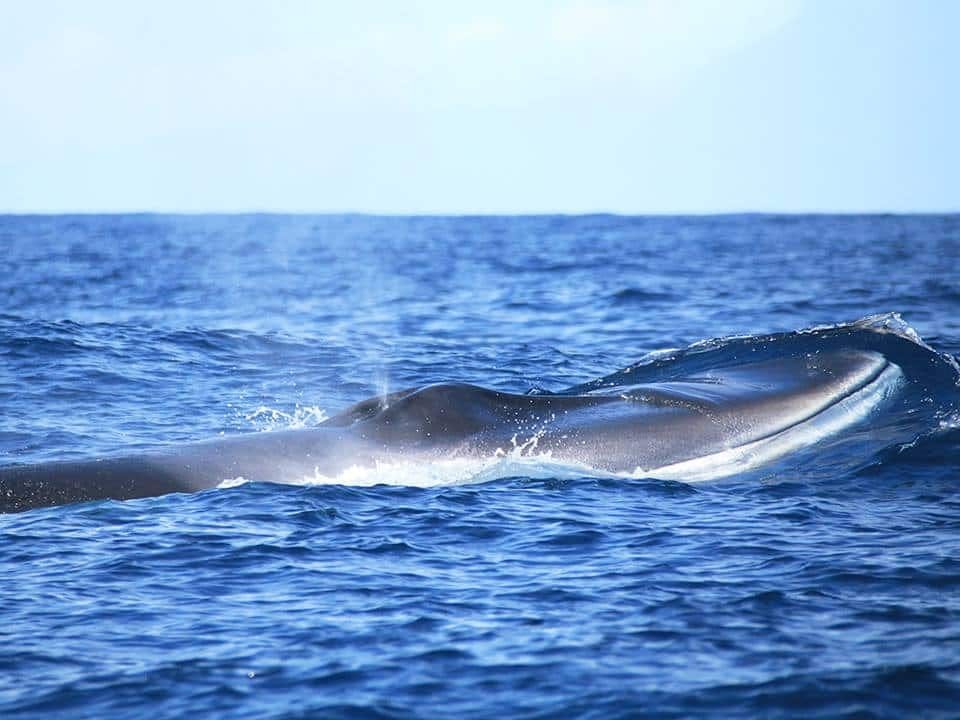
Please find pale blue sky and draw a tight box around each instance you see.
[1,1,957,213]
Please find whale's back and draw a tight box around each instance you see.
[320,350,900,477]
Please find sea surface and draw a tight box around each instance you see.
[1,214,959,719]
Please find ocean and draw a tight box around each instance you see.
[1,213,959,718]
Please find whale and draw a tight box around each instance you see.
[0,345,905,514]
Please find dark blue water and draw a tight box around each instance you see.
[2,214,959,718]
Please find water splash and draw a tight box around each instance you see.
[243,404,328,431]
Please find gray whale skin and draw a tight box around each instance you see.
[0,350,898,513]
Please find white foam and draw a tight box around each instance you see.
[217,450,620,491]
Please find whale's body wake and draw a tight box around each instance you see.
[1,314,957,513]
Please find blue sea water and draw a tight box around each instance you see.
[1,213,959,718]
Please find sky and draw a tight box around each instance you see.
[1,0,957,214]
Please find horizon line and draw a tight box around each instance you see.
[2,208,959,218]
